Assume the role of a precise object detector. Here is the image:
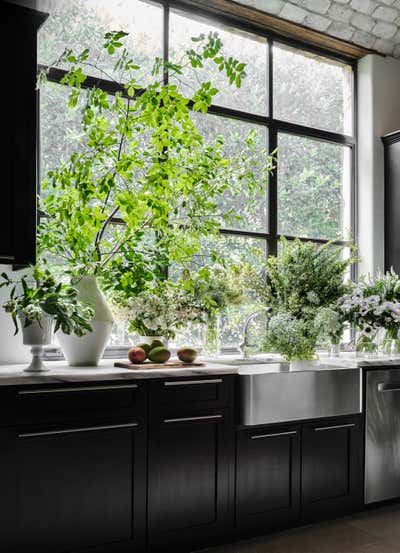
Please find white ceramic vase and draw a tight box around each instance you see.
[20,313,53,373]
[57,275,114,366]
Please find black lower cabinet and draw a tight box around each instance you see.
[148,409,234,552]
[0,428,17,553]
[15,420,147,553]
[236,425,300,534]
[235,415,363,535]
[301,416,363,522]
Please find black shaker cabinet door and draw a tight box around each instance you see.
[1,3,47,265]
[16,421,147,553]
[301,416,363,522]
[236,425,300,533]
[0,427,17,553]
[148,410,233,552]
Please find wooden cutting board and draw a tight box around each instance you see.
[114,360,205,370]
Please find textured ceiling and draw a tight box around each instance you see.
[237,0,400,57]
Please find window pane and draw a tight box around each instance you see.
[38,0,163,85]
[171,234,266,351]
[273,43,353,134]
[40,81,84,181]
[277,133,352,241]
[191,112,267,232]
[170,9,268,115]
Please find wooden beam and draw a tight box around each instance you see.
[170,0,378,60]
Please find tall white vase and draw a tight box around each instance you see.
[57,275,114,366]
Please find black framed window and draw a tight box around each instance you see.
[38,0,356,351]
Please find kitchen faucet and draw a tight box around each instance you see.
[240,306,272,358]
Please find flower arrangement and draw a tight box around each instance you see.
[0,267,94,336]
[110,263,247,342]
[249,237,355,361]
[121,281,204,339]
[338,269,400,353]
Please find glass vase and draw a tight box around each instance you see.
[356,331,379,357]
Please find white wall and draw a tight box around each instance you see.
[0,265,30,364]
[358,55,400,276]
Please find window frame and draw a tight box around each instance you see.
[38,0,358,356]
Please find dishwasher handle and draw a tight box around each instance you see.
[378,383,400,393]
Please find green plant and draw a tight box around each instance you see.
[38,31,274,280]
[265,312,316,362]
[248,237,356,360]
[0,267,94,336]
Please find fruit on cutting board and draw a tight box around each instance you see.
[150,339,164,349]
[136,342,151,355]
[177,347,198,363]
[128,347,147,364]
[148,346,171,363]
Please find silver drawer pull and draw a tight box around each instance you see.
[314,423,355,432]
[18,422,138,438]
[164,414,223,424]
[251,430,297,440]
[18,384,139,395]
[378,383,400,393]
[164,379,222,387]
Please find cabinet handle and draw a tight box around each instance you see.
[314,423,356,432]
[164,379,222,386]
[251,430,297,440]
[18,384,139,395]
[163,414,223,424]
[18,422,139,438]
[378,383,400,393]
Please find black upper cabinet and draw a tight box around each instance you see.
[383,131,400,272]
[2,3,48,265]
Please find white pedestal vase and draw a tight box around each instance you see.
[20,313,53,373]
[57,275,114,366]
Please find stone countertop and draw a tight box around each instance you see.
[0,360,238,387]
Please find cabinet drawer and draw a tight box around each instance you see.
[151,375,233,410]
[17,381,146,424]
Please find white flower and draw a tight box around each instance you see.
[307,291,320,305]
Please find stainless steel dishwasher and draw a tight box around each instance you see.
[365,369,400,503]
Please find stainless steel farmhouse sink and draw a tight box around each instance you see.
[237,363,362,425]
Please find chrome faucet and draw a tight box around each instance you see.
[240,306,272,358]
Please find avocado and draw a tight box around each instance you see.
[177,347,198,363]
[148,346,171,363]
[136,342,151,355]
[150,339,164,349]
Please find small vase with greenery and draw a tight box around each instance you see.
[0,267,94,372]
[248,237,356,363]
[37,30,274,363]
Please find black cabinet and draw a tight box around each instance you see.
[1,2,47,265]
[236,425,300,533]
[235,415,363,535]
[383,131,400,272]
[0,428,17,553]
[148,377,235,552]
[16,420,146,553]
[301,416,363,521]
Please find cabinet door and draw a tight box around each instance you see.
[16,420,146,553]
[301,416,363,522]
[236,426,300,533]
[0,428,16,553]
[148,410,233,551]
[2,4,47,265]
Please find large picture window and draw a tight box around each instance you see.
[38,0,356,352]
